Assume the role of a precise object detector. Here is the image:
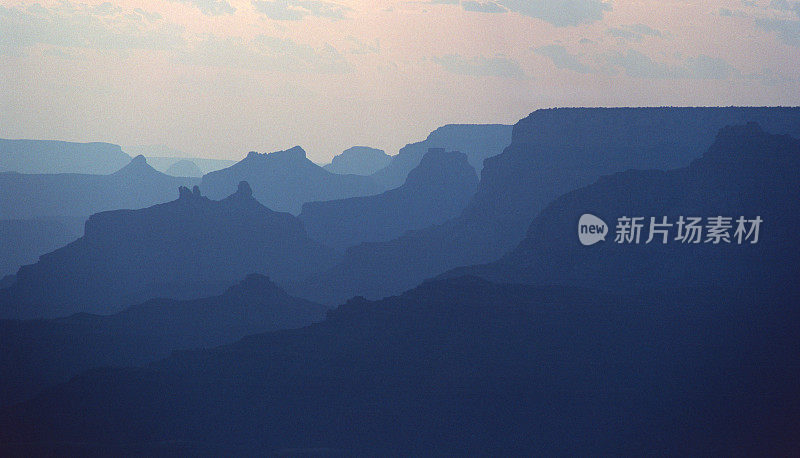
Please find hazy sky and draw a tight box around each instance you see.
[1,0,799,163]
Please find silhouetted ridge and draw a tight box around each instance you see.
[291,107,800,305]
[0,184,337,318]
[446,123,800,292]
[0,156,197,220]
[275,145,306,160]
[3,273,798,454]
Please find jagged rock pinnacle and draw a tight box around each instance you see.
[178,186,192,199]
[237,181,253,197]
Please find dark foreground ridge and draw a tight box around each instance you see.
[0,275,797,455]
[0,274,327,407]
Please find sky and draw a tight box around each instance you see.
[1,0,799,163]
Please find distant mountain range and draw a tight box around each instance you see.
[0,139,237,177]
[0,182,337,319]
[370,124,512,189]
[201,146,385,214]
[165,159,204,177]
[300,149,478,251]
[0,274,327,407]
[0,155,197,220]
[124,144,237,175]
[324,146,391,175]
[144,156,237,175]
[0,139,131,175]
[290,107,800,304]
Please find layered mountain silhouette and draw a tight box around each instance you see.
[0,219,78,278]
[0,182,336,319]
[201,146,384,214]
[3,111,800,455]
[0,274,327,407]
[2,274,797,455]
[164,159,203,177]
[450,122,800,292]
[0,155,197,220]
[370,124,512,189]
[291,107,800,304]
[300,150,478,251]
[0,139,131,174]
[125,145,235,174]
[324,146,391,175]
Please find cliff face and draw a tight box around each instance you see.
[0,182,337,319]
[300,149,478,251]
[450,122,800,292]
[462,106,800,255]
